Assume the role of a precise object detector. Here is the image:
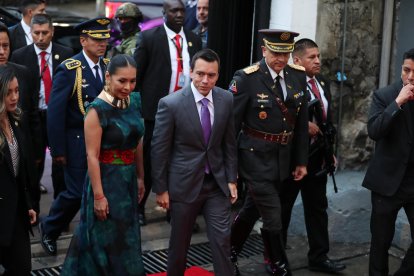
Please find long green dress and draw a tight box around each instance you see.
[61,92,145,276]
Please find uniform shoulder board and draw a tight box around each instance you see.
[243,64,260,75]
[64,59,81,70]
[288,63,305,71]
[103,58,110,65]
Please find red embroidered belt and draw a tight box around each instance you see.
[99,149,136,165]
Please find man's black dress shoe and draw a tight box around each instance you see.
[40,184,48,194]
[39,223,57,256]
[308,259,346,273]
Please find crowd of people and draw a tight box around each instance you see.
[0,0,413,276]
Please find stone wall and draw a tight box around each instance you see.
[316,0,384,169]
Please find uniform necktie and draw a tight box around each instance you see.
[200,98,211,173]
[40,51,52,104]
[309,78,327,120]
[93,64,102,87]
[173,34,183,92]
[275,75,284,100]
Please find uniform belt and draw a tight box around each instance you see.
[99,148,136,165]
[242,125,292,145]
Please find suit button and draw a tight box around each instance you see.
[77,135,80,138]
[85,95,89,98]
[283,118,286,121]
[250,148,254,151]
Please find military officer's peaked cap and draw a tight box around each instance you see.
[74,17,111,40]
[259,29,299,53]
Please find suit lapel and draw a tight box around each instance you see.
[258,60,280,98]
[52,44,63,72]
[283,69,296,104]
[182,87,205,144]
[208,88,222,148]
[159,27,172,68]
[79,53,101,94]
[184,30,196,58]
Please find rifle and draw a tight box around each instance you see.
[308,99,338,193]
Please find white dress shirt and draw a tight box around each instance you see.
[164,24,191,94]
[307,76,328,116]
[35,43,53,109]
[191,82,214,127]
[265,62,287,100]
[21,19,33,45]
[83,50,103,81]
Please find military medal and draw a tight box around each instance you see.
[259,111,267,119]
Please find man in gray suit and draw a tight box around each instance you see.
[152,48,238,276]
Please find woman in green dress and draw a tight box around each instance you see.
[61,54,145,275]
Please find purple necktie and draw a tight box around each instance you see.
[200,98,211,173]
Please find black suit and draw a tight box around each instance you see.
[0,114,33,275]
[280,75,333,263]
[362,80,414,276]
[11,43,74,199]
[6,62,42,213]
[134,25,202,217]
[8,23,28,53]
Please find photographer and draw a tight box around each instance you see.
[280,38,346,273]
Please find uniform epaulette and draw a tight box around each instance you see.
[64,59,81,70]
[243,64,260,75]
[288,63,305,71]
[103,58,110,64]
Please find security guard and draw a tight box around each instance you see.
[229,29,309,276]
[39,17,111,256]
[108,2,143,57]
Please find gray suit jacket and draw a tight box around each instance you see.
[151,85,237,203]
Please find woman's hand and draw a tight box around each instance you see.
[28,209,36,225]
[138,178,145,203]
[94,196,109,221]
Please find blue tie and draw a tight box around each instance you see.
[200,98,211,173]
[94,65,102,87]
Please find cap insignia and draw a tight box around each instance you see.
[97,18,110,25]
[280,32,291,41]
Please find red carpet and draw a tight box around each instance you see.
[148,266,214,276]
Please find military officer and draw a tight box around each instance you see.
[229,29,309,276]
[39,17,111,256]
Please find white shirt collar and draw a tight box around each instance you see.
[191,82,213,103]
[21,19,31,36]
[164,23,185,40]
[265,61,285,80]
[82,50,100,69]
[34,43,52,56]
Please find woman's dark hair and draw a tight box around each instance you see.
[107,54,137,75]
[0,65,21,153]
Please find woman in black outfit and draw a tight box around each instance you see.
[0,65,37,275]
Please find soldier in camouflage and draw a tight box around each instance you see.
[110,2,143,57]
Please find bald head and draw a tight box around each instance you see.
[162,0,185,33]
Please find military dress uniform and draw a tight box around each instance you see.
[230,30,308,276]
[39,17,111,255]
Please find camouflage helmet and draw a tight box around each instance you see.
[115,2,143,21]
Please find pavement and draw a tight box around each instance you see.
[17,152,406,275]
[3,3,408,274]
